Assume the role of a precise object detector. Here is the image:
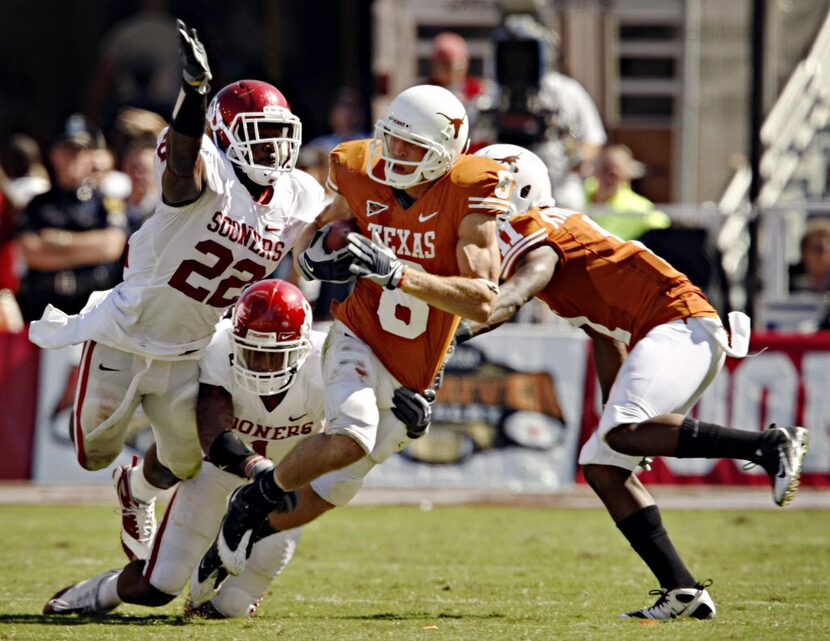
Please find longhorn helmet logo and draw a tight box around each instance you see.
[495,154,521,172]
[437,112,467,139]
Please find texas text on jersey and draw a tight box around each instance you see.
[328,139,514,391]
[498,207,717,345]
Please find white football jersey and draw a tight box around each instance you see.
[31,131,325,358]
[199,319,326,464]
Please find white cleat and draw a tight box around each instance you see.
[43,570,120,615]
[620,584,716,620]
[189,542,229,607]
[764,426,808,507]
[113,459,156,561]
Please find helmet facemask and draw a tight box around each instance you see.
[367,119,456,190]
[474,143,555,217]
[211,105,302,186]
[365,85,469,190]
[230,328,311,396]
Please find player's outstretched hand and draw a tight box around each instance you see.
[177,19,212,95]
[298,227,356,283]
[347,232,405,290]
[392,386,433,439]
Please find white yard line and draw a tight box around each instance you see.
[0,482,828,510]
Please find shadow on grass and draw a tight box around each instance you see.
[335,612,507,621]
[1,613,192,626]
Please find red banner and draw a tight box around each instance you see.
[0,330,39,479]
[577,331,830,487]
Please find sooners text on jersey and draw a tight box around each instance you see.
[105,131,323,356]
[199,320,327,464]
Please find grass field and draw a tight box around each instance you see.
[0,502,828,641]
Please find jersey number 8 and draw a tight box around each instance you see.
[377,260,428,339]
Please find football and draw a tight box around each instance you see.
[322,218,359,253]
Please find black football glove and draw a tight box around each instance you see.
[297,227,356,283]
[347,232,406,289]
[392,386,433,439]
[177,19,212,95]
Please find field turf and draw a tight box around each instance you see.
[0,502,828,640]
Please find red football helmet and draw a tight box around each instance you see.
[230,279,312,396]
[207,80,302,186]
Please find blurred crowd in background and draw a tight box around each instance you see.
[2,0,830,334]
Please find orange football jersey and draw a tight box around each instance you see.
[329,139,513,390]
[499,208,717,346]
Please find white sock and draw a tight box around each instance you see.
[98,571,123,608]
[129,461,162,503]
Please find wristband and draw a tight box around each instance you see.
[244,455,274,480]
[171,85,207,139]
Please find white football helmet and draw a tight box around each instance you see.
[367,84,469,190]
[475,144,554,213]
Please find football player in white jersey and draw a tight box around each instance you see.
[43,280,430,618]
[28,21,324,562]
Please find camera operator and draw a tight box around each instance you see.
[491,14,606,209]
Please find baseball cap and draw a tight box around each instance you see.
[52,114,104,149]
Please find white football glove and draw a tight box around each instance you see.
[347,232,406,290]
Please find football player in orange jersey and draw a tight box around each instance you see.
[457,144,809,621]
[195,84,516,583]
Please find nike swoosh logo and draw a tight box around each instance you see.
[289,413,307,421]
[418,211,439,223]
[264,225,282,233]
[98,364,120,372]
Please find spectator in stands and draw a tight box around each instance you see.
[302,88,370,319]
[585,145,671,240]
[86,0,180,126]
[15,114,128,323]
[425,31,491,147]
[120,139,158,235]
[0,134,51,331]
[109,107,167,162]
[304,87,370,157]
[0,134,50,212]
[790,218,830,294]
[502,15,607,209]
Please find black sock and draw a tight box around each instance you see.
[676,416,767,461]
[252,518,279,543]
[241,471,288,514]
[617,505,697,590]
